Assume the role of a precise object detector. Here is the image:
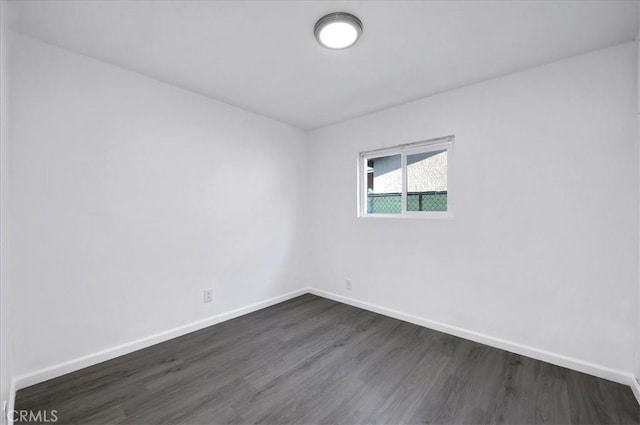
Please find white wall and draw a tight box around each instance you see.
[308,42,638,374]
[8,33,308,378]
[1,0,15,416]
[636,36,640,382]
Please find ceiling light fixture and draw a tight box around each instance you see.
[314,12,363,50]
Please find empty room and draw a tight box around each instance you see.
[1,0,640,424]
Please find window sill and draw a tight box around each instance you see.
[358,212,454,220]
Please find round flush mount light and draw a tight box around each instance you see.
[314,12,363,49]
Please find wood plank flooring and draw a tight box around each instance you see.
[15,294,640,424]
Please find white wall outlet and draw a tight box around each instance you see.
[346,279,352,291]
[203,288,213,303]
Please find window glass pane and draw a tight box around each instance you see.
[406,149,447,211]
[366,154,401,214]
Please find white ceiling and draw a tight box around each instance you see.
[7,0,639,130]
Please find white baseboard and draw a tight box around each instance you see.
[12,286,639,407]
[13,288,308,391]
[630,376,640,406]
[6,378,15,425]
[308,288,636,388]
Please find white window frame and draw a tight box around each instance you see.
[358,135,454,219]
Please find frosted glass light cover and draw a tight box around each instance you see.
[314,13,363,50]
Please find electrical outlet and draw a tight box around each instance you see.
[346,279,352,291]
[203,288,213,303]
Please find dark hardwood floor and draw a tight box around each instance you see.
[15,294,640,424]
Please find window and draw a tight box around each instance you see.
[359,135,453,218]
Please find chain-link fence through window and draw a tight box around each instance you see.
[367,191,447,214]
